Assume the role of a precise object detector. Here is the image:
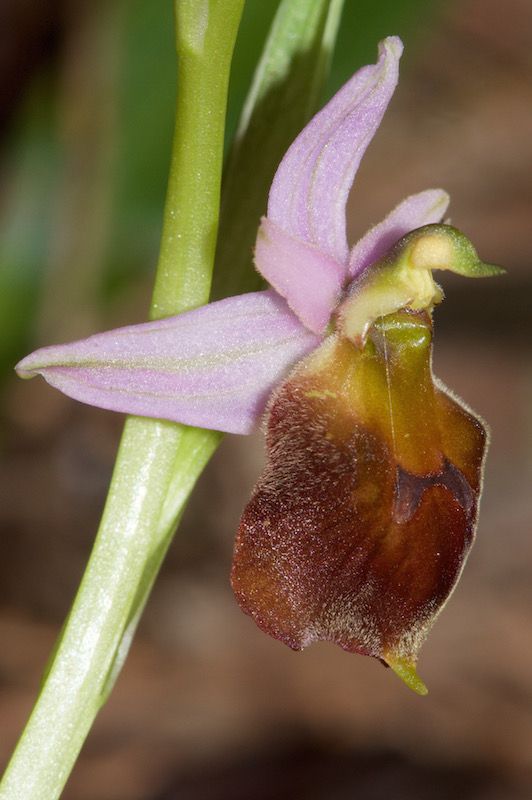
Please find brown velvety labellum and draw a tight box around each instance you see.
[231,312,486,683]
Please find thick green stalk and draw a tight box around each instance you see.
[152,0,241,316]
[0,1,344,798]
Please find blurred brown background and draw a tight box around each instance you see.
[1,1,531,798]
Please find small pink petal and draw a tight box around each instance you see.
[254,217,346,334]
[268,36,403,265]
[348,189,450,280]
[16,291,319,434]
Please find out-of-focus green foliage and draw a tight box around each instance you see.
[0,0,442,381]
[0,78,59,376]
[106,1,176,297]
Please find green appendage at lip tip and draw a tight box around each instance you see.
[386,654,429,696]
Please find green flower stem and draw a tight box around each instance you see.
[0,1,344,798]
[0,3,240,798]
[152,0,243,317]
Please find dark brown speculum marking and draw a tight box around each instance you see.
[231,312,486,687]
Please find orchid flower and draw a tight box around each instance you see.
[17,37,503,694]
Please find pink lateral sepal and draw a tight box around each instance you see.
[16,291,319,434]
